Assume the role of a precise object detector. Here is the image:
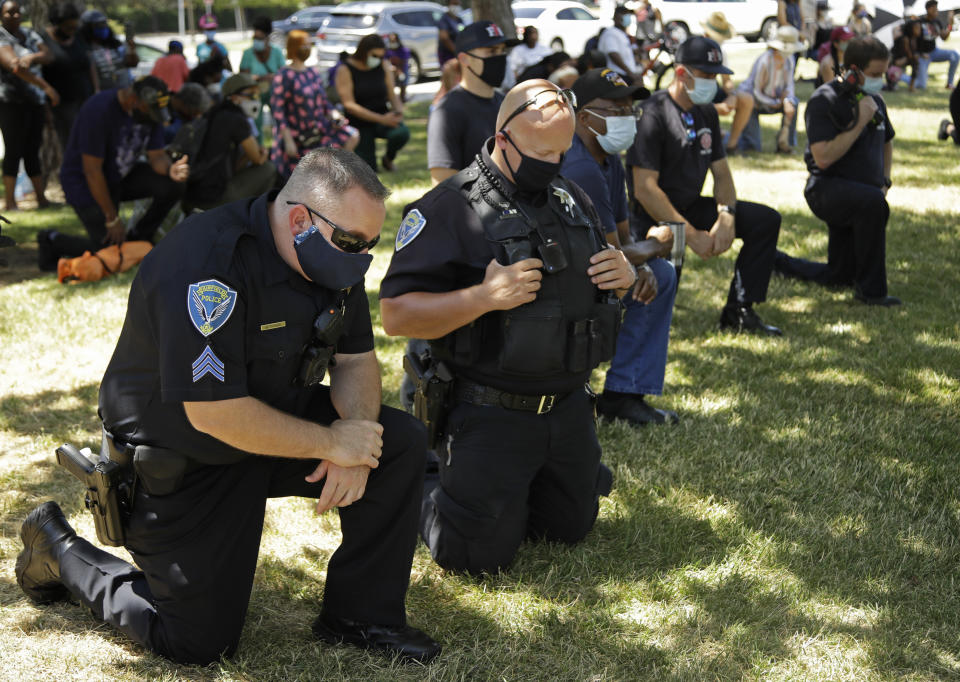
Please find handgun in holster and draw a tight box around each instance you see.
[55,435,133,547]
[403,347,454,450]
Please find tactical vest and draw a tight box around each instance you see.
[431,161,622,388]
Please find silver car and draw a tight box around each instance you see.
[314,1,446,83]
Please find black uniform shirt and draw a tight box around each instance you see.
[381,139,607,395]
[99,191,374,464]
[427,86,504,172]
[185,100,253,203]
[626,89,725,214]
[804,82,895,188]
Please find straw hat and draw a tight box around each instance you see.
[767,25,807,53]
[701,12,734,42]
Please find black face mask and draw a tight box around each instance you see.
[294,225,372,290]
[468,53,507,88]
[501,131,563,194]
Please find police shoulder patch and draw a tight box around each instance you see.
[396,209,426,251]
[188,279,237,337]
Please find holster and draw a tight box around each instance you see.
[403,346,454,451]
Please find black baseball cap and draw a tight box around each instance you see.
[132,76,172,125]
[571,68,649,111]
[675,36,733,75]
[455,21,521,53]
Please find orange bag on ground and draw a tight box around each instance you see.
[57,241,153,284]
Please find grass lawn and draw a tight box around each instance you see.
[1,45,959,680]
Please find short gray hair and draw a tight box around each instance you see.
[279,148,390,212]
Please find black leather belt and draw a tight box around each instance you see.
[454,379,565,415]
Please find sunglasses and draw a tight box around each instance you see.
[585,102,642,120]
[500,88,578,130]
[287,201,380,253]
[681,111,697,141]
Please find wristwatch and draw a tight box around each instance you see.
[718,204,736,217]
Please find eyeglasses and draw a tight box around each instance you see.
[286,201,380,253]
[584,102,642,120]
[680,111,697,141]
[500,88,578,129]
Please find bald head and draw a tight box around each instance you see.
[496,79,575,134]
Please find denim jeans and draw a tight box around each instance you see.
[738,96,799,151]
[915,48,960,88]
[603,257,677,396]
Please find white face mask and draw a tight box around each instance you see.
[586,110,637,154]
[366,55,382,69]
[238,97,261,120]
[861,75,884,94]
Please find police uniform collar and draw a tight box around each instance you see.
[251,190,296,286]
[480,137,518,197]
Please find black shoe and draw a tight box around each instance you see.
[381,155,395,172]
[598,393,678,426]
[938,118,951,141]
[719,306,783,336]
[15,501,78,603]
[36,229,58,272]
[854,293,902,307]
[312,612,441,663]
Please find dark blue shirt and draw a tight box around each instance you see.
[59,90,164,207]
[561,133,628,235]
[437,12,463,64]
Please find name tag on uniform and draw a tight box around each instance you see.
[260,321,286,331]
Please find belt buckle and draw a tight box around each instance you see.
[537,394,555,415]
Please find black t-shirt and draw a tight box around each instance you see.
[186,101,253,202]
[804,82,895,188]
[626,90,725,214]
[427,86,504,171]
[99,191,374,464]
[917,17,944,53]
[346,61,388,126]
[41,32,92,103]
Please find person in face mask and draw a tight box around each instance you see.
[239,15,284,121]
[628,36,786,335]
[599,5,641,83]
[196,13,232,71]
[39,76,189,270]
[182,73,276,211]
[41,2,94,151]
[427,20,518,185]
[335,33,408,171]
[380,79,636,575]
[816,25,854,88]
[437,0,464,66]
[20,147,443,666]
[774,37,901,307]
[562,68,680,426]
[80,9,139,91]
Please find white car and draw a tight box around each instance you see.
[511,1,612,54]
[646,0,781,44]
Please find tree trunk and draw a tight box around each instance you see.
[472,0,515,39]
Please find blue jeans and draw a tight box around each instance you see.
[603,257,677,396]
[738,96,798,151]
[916,48,960,88]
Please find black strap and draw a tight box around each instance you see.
[454,378,564,414]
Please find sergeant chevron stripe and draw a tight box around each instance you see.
[192,345,225,382]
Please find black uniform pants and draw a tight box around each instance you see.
[633,197,781,307]
[57,399,426,666]
[776,177,889,298]
[420,387,610,575]
[50,163,185,260]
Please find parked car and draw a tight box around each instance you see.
[511,0,612,54]
[647,0,781,43]
[315,1,445,83]
[271,6,334,45]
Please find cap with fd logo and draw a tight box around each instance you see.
[455,20,521,53]
[571,68,649,111]
[675,36,734,75]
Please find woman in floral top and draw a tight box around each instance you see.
[270,30,358,180]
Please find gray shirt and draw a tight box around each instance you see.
[0,25,46,104]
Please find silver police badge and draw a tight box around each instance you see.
[187,279,237,337]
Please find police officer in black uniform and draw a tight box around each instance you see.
[15,149,441,665]
[628,36,784,335]
[774,37,901,307]
[380,79,638,574]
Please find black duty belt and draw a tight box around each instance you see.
[454,379,566,415]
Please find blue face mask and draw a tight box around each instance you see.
[204,30,217,41]
[93,25,110,41]
[294,225,373,290]
[685,76,718,105]
[252,38,265,51]
[861,75,884,95]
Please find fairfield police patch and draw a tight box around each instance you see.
[396,209,426,251]
[188,279,237,337]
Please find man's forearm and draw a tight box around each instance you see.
[883,141,892,179]
[381,287,492,339]
[811,121,869,169]
[84,168,117,219]
[329,352,381,422]
[183,395,333,460]
[635,183,685,224]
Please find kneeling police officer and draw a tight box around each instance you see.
[380,79,637,574]
[15,149,440,665]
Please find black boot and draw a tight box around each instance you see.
[312,612,442,663]
[719,305,783,336]
[15,501,78,603]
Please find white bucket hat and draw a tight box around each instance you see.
[767,25,808,53]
